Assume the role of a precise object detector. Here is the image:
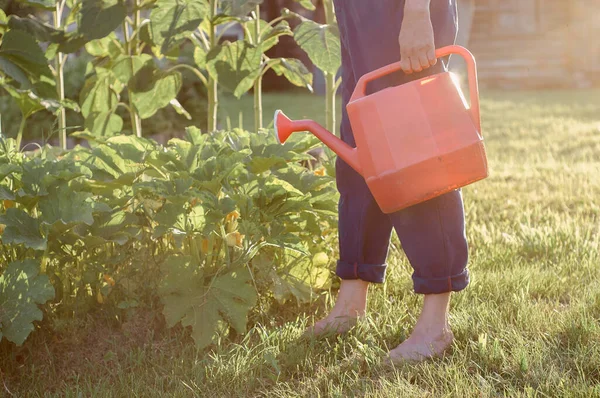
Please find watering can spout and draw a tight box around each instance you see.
[274,110,362,175]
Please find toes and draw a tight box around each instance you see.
[302,316,359,339]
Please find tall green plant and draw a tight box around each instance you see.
[291,0,341,134]
[75,0,211,138]
[0,4,77,149]
[7,0,89,149]
[196,1,313,132]
[52,1,67,148]
[245,3,313,131]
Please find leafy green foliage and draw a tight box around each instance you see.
[150,0,209,54]
[271,58,313,90]
[0,0,342,349]
[0,126,338,347]
[0,83,60,119]
[206,41,261,98]
[159,255,257,349]
[0,30,53,90]
[130,69,183,119]
[0,208,47,250]
[0,259,55,345]
[294,19,341,75]
[79,0,127,41]
[79,70,119,118]
[7,15,67,44]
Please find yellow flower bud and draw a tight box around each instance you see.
[103,274,116,287]
[225,232,244,248]
[314,167,326,176]
[226,210,240,223]
[201,238,210,254]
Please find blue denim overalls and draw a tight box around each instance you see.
[332,0,469,294]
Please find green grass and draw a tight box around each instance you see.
[220,90,343,132]
[3,89,600,397]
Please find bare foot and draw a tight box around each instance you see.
[387,292,454,363]
[387,328,454,363]
[304,314,359,337]
[303,279,369,338]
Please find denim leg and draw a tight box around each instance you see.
[390,190,469,294]
[332,0,469,291]
[334,4,393,284]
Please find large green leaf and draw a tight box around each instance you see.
[80,0,127,41]
[294,20,340,75]
[82,210,140,245]
[18,160,49,198]
[0,259,55,346]
[205,41,261,98]
[1,84,61,119]
[0,30,52,87]
[106,135,156,163]
[130,69,182,119]
[0,164,21,181]
[0,9,7,35]
[57,34,88,54]
[84,144,146,179]
[8,15,67,43]
[85,33,123,59]
[0,30,49,69]
[0,208,47,251]
[84,110,123,137]
[165,138,202,171]
[159,255,257,349]
[79,70,119,118]
[38,186,95,226]
[153,202,204,236]
[112,54,153,85]
[150,0,209,54]
[0,57,30,88]
[271,58,313,90]
[246,19,291,51]
[0,186,16,200]
[193,45,207,69]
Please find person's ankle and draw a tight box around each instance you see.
[332,279,369,316]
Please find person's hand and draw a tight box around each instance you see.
[398,2,436,74]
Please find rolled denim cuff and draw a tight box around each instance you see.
[412,269,470,294]
[336,260,387,284]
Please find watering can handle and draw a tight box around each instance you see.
[350,45,481,130]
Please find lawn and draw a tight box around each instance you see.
[3,89,600,397]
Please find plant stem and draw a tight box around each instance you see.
[253,4,262,131]
[54,1,67,150]
[167,64,208,86]
[132,0,141,55]
[207,0,219,132]
[323,0,336,134]
[16,115,26,149]
[254,77,262,132]
[122,17,142,138]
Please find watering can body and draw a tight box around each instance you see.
[275,45,488,214]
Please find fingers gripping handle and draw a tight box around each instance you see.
[349,45,481,131]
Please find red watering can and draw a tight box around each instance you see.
[274,45,488,214]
